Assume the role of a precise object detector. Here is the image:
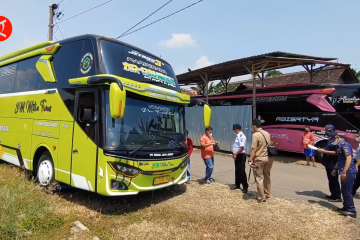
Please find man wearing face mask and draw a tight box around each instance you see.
[232,124,248,193]
[322,125,342,202]
[200,127,219,184]
[317,132,357,218]
[301,126,315,167]
[352,131,360,196]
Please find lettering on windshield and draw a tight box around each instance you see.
[128,50,163,67]
[140,104,174,115]
[126,57,167,74]
[123,62,176,88]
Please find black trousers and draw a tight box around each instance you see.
[353,169,360,196]
[325,167,341,199]
[235,153,248,190]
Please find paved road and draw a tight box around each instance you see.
[189,151,360,211]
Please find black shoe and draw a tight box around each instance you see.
[329,198,342,202]
[232,185,240,190]
[241,188,248,193]
[337,207,346,211]
[325,195,333,199]
[338,210,357,218]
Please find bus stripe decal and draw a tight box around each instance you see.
[128,178,132,187]
[0,89,57,98]
[55,168,70,174]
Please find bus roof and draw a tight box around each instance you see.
[0,34,171,66]
[191,83,360,99]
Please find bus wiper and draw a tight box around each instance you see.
[149,133,185,152]
[128,138,156,157]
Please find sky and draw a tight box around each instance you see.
[1,0,360,87]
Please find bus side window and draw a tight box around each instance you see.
[0,64,17,94]
[14,57,38,92]
[52,40,83,88]
[77,91,96,142]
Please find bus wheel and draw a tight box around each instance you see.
[36,153,55,187]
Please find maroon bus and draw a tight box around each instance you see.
[191,83,360,158]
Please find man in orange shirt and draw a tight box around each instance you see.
[200,127,219,184]
[301,126,316,167]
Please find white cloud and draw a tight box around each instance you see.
[159,33,196,48]
[193,56,214,69]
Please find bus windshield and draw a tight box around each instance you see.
[101,40,180,92]
[104,90,185,150]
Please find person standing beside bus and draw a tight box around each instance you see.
[232,124,248,193]
[352,131,360,196]
[322,125,341,202]
[248,119,272,203]
[185,130,193,184]
[317,132,357,218]
[200,127,219,184]
[301,126,316,167]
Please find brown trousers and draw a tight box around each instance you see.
[253,158,273,200]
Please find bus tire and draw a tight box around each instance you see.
[36,152,55,187]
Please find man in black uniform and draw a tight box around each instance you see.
[323,125,341,202]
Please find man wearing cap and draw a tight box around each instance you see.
[317,132,357,218]
[322,125,342,202]
[232,124,248,193]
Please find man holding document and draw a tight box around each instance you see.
[311,132,357,218]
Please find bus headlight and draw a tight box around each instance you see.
[108,162,142,177]
[179,159,188,169]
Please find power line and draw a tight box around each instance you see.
[55,19,65,39]
[119,0,204,38]
[116,0,173,39]
[57,0,113,24]
[58,0,65,5]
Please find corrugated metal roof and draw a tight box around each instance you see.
[176,51,348,85]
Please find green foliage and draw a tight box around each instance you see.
[265,70,283,78]
[0,166,64,239]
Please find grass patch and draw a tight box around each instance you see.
[0,162,359,240]
[0,165,64,239]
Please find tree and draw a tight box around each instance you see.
[351,68,360,81]
[190,82,225,96]
[265,70,283,78]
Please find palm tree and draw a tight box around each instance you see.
[265,70,283,78]
[190,82,225,96]
[351,68,360,81]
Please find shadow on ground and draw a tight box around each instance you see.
[52,183,187,216]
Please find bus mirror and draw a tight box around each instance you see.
[110,82,126,119]
[204,104,212,128]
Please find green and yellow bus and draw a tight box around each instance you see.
[0,34,211,196]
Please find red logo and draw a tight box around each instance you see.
[0,16,12,41]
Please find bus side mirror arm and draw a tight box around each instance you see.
[190,99,212,128]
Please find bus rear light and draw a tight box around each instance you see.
[320,88,335,94]
[108,161,142,177]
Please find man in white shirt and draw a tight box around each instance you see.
[232,124,248,193]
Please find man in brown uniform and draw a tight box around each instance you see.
[248,119,272,203]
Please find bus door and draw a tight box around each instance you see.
[71,88,99,192]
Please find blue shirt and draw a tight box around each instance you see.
[324,139,338,169]
[335,140,357,174]
[356,144,360,162]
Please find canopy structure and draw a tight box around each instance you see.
[176,51,352,118]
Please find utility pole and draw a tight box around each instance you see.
[48,4,58,41]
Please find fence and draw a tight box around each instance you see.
[185,105,252,154]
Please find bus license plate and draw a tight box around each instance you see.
[153,176,170,185]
